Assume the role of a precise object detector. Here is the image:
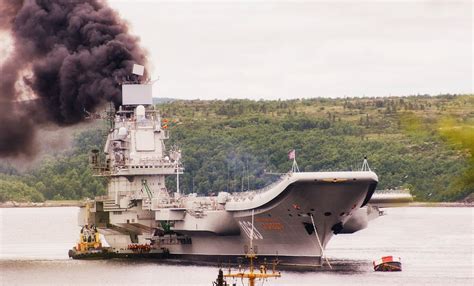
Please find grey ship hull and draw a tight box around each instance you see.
[84,171,378,267]
[166,172,376,266]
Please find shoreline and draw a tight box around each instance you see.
[406,202,473,208]
[0,200,472,208]
[0,200,84,208]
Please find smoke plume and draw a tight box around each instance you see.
[0,0,147,157]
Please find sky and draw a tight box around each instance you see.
[106,1,471,99]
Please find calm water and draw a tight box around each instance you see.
[0,207,472,285]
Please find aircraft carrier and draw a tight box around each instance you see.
[70,76,386,267]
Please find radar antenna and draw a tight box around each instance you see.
[361,156,371,171]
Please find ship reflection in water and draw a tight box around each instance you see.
[0,207,472,285]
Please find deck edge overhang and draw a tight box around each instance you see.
[226,171,378,212]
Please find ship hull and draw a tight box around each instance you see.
[88,171,378,267]
[166,175,375,264]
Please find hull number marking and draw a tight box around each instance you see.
[262,222,283,231]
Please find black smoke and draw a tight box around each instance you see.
[0,0,147,157]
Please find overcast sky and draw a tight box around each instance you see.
[109,0,472,100]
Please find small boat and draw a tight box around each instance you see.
[68,224,111,259]
[68,223,169,259]
[373,256,402,272]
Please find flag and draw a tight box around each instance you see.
[288,149,296,160]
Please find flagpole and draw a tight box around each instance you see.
[293,149,295,172]
[288,149,299,173]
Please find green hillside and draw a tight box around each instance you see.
[0,94,472,202]
[161,94,473,201]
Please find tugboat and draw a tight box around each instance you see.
[68,223,110,259]
[68,202,111,259]
[373,256,402,272]
[68,201,168,259]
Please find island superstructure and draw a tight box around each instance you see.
[72,80,383,267]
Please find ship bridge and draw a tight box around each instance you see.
[88,79,183,208]
[90,85,183,178]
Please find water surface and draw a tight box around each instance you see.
[0,207,472,285]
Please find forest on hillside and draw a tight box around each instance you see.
[0,94,472,202]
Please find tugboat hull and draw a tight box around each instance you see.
[373,256,402,271]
